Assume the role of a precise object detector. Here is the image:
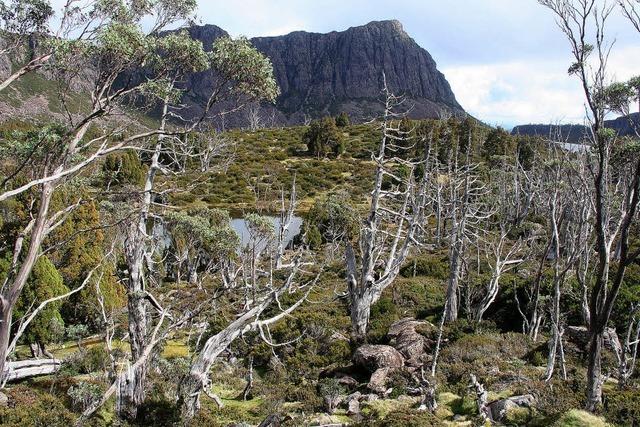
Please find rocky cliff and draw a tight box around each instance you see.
[183,20,464,126]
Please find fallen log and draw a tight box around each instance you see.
[4,358,61,382]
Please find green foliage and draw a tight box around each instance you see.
[335,112,351,127]
[14,256,68,346]
[0,386,76,427]
[60,344,111,375]
[603,388,640,426]
[67,381,105,412]
[0,0,53,35]
[166,208,239,262]
[400,255,449,280]
[210,36,280,102]
[482,127,514,164]
[304,117,345,158]
[305,191,360,247]
[0,123,67,166]
[102,150,146,187]
[553,409,611,427]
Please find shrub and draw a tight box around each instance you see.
[67,381,104,411]
[335,112,350,127]
[400,255,449,280]
[304,117,344,158]
[0,386,76,427]
[102,150,146,187]
[61,345,110,375]
[603,388,640,426]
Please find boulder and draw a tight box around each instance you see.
[565,326,621,353]
[336,374,358,388]
[387,318,433,366]
[354,345,404,372]
[489,394,536,422]
[367,367,393,394]
[0,392,7,407]
[346,393,361,415]
[323,394,344,415]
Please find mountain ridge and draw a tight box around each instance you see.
[182,20,464,126]
[0,20,465,128]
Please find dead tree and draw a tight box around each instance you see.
[177,252,317,421]
[617,304,640,388]
[540,0,640,410]
[246,103,265,131]
[345,77,432,342]
[472,228,524,323]
[442,149,492,323]
[542,148,591,382]
[469,374,491,422]
[275,177,298,269]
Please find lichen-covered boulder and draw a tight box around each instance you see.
[387,318,434,365]
[354,344,404,372]
[489,394,536,422]
[565,326,621,353]
[367,367,393,394]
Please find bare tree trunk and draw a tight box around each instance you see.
[444,249,461,323]
[0,182,54,381]
[118,97,169,417]
[586,330,604,412]
[349,286,375,344]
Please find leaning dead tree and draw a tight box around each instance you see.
[345,77,432,342]
[177,220,318,421]
[540,0,640,410]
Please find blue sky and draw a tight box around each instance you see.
[52,0,640,127]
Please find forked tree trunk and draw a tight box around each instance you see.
[350,286,375,344]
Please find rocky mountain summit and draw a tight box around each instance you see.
[183,20,464,126]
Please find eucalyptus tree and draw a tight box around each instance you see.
[345,78,432,342]
[0,0,200,382]
[540,0,640,410]
[0,0,55,92]
[0,1,279,398]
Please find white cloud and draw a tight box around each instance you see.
[443,45,640,128]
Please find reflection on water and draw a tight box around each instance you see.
[231,216,303,249]
[152,215,304,253]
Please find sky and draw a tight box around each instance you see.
[52,0,640,128]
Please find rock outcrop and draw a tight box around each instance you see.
[387,318,434,367]
[488,394,536,423]
[183,20,464,126]
[354,344,405,372]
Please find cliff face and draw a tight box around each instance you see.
[184,20,464,126]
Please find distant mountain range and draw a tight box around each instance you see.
[0,20,465,127]
[511,113,639,143]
